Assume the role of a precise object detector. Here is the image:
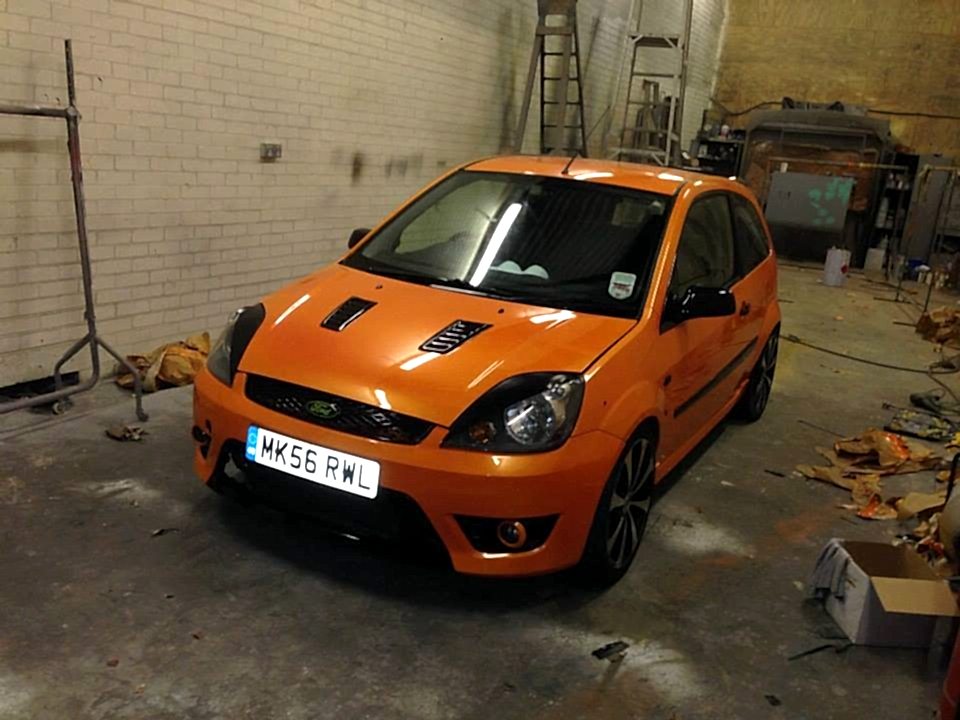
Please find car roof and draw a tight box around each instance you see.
[464,155,736,196]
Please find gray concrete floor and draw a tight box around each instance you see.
[1,265,955,719]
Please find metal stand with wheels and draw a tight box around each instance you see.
[0,40,147,421]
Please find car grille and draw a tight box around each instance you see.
[244,374,434,445]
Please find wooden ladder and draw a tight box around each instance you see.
[513,0,589,157]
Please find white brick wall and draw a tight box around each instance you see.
[0,0,724,387]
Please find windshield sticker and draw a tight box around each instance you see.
[608,272,637,300]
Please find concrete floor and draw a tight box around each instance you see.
[0,265,954,719]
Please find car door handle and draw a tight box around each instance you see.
[739,302,751,317]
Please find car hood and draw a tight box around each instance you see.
[239,264,636,427]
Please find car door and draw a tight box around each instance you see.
[728,193,775,370]
[658,193,741,459]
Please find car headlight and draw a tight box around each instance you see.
[442,373,585,453]
[207,304,266,386]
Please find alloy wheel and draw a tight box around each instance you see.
[752,333,778,416]
[606,437,654,569]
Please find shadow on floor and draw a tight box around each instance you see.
[206,420,731,612]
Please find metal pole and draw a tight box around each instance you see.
[922,170,957,315]
[0,40,147,421]
[671,0,693,166]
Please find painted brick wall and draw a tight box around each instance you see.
[0,0,724,387]
[715,0,960,157]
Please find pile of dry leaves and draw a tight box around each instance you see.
[797,429,945,521]
[116,333,211,393]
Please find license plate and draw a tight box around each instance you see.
[245,426,380,499]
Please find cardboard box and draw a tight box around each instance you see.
[824,541,958,648]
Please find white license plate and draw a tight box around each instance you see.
[245,426,380,499]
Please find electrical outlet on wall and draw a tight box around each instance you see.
[260,143,282,161]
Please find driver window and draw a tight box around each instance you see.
[395,179,504,256]
[669,194,736,298]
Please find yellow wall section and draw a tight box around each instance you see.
[714,0,960,157]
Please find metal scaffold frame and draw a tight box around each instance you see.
[612,0,693,166]
[0,39,147,421]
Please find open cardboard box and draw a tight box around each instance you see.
[825,541,959,648]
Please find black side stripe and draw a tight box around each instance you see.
[674,337,759,418]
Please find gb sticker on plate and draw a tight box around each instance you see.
[608,271,637,300]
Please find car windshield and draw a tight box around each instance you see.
[342,170,672,318]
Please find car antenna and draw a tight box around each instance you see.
[560,150,581,176]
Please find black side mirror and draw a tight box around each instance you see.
[666,286,736,324]
[348,228,371,249]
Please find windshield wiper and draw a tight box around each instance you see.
[351,259,436,285]
[430,277,530,302]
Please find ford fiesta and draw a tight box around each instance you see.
[192,156,780,584]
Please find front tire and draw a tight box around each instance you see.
[735,329,778,422]
[577,430,656,587]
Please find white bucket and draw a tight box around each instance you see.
[864,247,886,279]
[823,247,852,287]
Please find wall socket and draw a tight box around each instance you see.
[260,143,282,161]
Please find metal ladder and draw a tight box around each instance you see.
[513,0,588,156]
[613,0,693,166]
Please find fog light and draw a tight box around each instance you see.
[191,425,211,444]
[496,520,527,550]
[192,421,212,459]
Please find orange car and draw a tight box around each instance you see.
[192,156,779,584]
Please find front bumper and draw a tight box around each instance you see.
[192,369,623,576]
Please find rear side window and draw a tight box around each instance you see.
[731,194,771,276]
[669,194,736,297]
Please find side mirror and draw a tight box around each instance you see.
[348,228,371,249]
[666,286,736,324]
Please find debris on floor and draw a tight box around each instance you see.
[116,332,211,393]
[895,508,954,572]
[916,307,960,347]
[105,424,147,442]
[897,490,948,520]
[910,390,960,417]
[787,641,851,661]
[591,640,629,662]
[764,694,782,707]
[885,409,955,441]
[151,527,180,538]
[797,429,942,520]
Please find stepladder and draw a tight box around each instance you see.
[613,0,693,166]
[514,0,589,157]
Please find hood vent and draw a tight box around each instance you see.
[420,320,491,354]
[322,297,377,331]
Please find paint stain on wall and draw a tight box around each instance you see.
[351,152,365,184]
